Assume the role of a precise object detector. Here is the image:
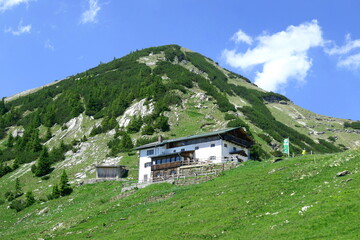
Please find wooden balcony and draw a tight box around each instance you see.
[151,161,182,171]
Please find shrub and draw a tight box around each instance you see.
[4,191,15,201]
[258,133,272,144]
[9,200,26,212]
[141,125,155,135]
[224,113,236,120]
[226,118,248,129]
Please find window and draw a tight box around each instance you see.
[144,162,151,168]
[233,147,237,151]
[171,157,175,162]
[173,150,176,153]
[156,160,161,164]
[211,144,215,147]
[166,158,171,163]
[181,148,185,152]
[224,144,227,147]
[195,146,199,150]
[176,156,181,161]
[170,170,177,175]
[209,156,216,160]
[146,149,154,156]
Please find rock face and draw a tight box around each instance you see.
[118,99,154,127]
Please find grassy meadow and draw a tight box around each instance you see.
[0,148,359,239]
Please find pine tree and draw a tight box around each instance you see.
[0,97,6,115]
[127,116,143,133]
[12,157,20,170]
[25,191,36,207]
[0,118,5,139]
[59,170,72,196]
[120,133,134,151]
[142,124,155,135]
[35,147,51,177]
[6,133,14,148]
[29,129,42,152]
[45,127,52,142]
[154,115,170,132]
[43,105,56,127]
[52,184,60,199]
[14,178,23,197]
[31,111,41,128]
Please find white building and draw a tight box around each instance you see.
[136,127,253,183]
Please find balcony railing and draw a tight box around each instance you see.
[151,161,182,171]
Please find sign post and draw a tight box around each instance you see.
[283,138,290,157]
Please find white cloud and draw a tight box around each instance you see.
[44,39,54,51]
[80,0,100,24]
[231,29,253,45]
[222,20,324,92]
[337,53,360,69]
[325,34,360,70]
[0,0,31,12]
[5,20,31,35]
[325,34,360,55]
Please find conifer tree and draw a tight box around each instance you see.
[154,115,170,132]
[43,105,56,127]
[120,132,134,151]
[35,147,51,177]
[0,97,7,115]
[29,129,42,152]
[52,184,60,199]
[12,157,20,170]
[31,111,41,128]
[6,133,14,148]
[14,178,23,197]
[0,118,5,139]
[59,170,72,196]
[45,127,52,142]
[142,124,155,135]
[127,116,143,133]
[25,191,36,207]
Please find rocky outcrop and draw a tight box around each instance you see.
[118,99,154,127]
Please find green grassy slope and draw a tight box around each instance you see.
[1,148,359,239]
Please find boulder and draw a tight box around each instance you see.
[336,170,350,177]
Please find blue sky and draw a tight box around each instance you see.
[1,0,360,120]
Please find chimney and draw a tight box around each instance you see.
[158,135,163,143]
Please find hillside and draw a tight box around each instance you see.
[0,148,359,239]
[0,45,359,237]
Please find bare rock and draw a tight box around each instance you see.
[205,114,213,120]
[37,207,50,215]
[336,170,350,177]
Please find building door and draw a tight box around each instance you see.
[144,174,148,182]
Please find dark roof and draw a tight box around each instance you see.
[135,127,244,150]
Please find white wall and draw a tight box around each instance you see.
[221,140,249,162]
[193,140,223,163]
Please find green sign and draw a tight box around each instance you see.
[283,138,289,155]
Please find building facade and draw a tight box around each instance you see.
[136,127,253,183]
